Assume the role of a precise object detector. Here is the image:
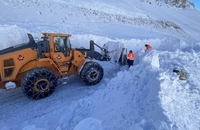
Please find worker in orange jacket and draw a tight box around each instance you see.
[127,50,135,68]
[145,44,152,52]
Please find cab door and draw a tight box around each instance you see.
[51,36,72,75]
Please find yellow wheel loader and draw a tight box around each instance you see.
[0,33,104,100]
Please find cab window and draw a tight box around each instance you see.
[54,36,71,56]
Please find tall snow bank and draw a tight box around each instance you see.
[0,24,29,50]
[158,49,200,130]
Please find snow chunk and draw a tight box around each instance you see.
[73,117,103,130]
[143,50,160,70]
[5,81,16,89]
[0,24,29,50]
[22,125,46,130]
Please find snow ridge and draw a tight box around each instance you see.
[141,0,195,9]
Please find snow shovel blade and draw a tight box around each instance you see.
[102,41,127,65]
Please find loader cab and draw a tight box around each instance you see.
[53,36,71,56]
[40,33,72,57]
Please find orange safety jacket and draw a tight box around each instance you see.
[145,45,152,51]
[127,53,135,60]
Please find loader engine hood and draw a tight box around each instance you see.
[0,33,36,55]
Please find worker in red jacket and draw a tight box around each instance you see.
[145,44,152,52]
[127,50,135,68]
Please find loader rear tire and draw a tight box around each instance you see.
[21,68,58,100]
[80,62,104,85]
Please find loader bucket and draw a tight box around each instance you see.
[101,41,127,65]
[77,40,127,65]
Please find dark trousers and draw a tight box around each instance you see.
[127,59,134,68]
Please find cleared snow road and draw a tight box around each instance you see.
[0,61,120,129]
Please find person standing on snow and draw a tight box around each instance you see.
[145,44,152,52]
[127,50,135,68]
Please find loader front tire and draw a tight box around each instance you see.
[21,68,58,100]
[80,62,104,85]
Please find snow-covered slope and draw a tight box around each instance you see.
[0,0,200,130]
[141,0,195,9]
[0,0,200,43]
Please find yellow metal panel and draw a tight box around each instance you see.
[0,48,37,81]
